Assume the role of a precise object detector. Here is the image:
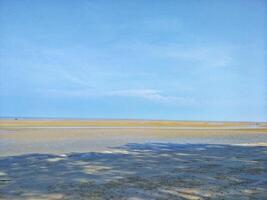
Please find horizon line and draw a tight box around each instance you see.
[0,116,265,123]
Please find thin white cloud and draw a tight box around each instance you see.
[61,72,92,88]
[165,46,233,67]
[46,88,196,106]
[109,89,181,103]
[109,89,170,101]
[109,89,196,106]
[126,42,235,68]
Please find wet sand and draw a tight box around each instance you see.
[0,127,267,157]
[0,120,267,199]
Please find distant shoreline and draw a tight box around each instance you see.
[0,117,266,123]
[1,126,267,130]
[1,119,267,129]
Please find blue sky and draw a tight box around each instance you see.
[0,0,266,121]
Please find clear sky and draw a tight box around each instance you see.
[0,0,266,121]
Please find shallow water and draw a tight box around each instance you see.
[1,143,267,199]
[1,127,267,199]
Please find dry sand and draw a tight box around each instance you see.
[1,119,266,128]
[0,120,267,199]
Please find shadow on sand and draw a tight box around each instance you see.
[0,143,267,199]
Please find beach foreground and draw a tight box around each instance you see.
[0,120,267,199]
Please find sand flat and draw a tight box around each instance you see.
[0,120,267,199]
[0,143,267,199]
[1,120,267,157]
[1,119,266,128]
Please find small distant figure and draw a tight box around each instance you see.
[14,118,18,120]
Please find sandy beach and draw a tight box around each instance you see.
[0,120,267,199]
